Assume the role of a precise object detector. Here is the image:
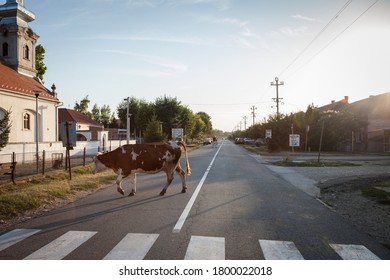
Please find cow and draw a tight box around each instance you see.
[92,141,191,196]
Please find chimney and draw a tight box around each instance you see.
[344,96,349,103]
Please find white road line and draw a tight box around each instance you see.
[24,230,97,260]
[0,229,41,252]
[259,240,304,260]
[329,244,380,260]
[173,141,224,233]
[103,233,159,260]
[184,236,225,260]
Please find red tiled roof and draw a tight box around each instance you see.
[0,60,58,101]
[58,108,103,127]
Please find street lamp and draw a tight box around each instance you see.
[33,90,41,174]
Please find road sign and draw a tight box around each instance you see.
[60,121,76,148]
[265,129,272,139]
[172,128,184,140]
[289,134,300,147]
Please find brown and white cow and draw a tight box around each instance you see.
[92,141,191,196]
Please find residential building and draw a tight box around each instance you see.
[348,92,390,152]
[58,108,106,143]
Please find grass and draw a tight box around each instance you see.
[240,144,360,167]
[274,158,360,167]
[362,180,390,205]
[0,165,115,220]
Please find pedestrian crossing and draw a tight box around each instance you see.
[0,228,381,260]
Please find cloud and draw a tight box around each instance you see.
[95,49,188,76]
[177,0,231,10]
[85,34,211,46]
[279,26,308,37]
[291,14,321,23]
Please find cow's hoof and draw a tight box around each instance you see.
[118,189,125,196]
[181,189,187,193]
[159,191,166,196]
[129,191,135,196]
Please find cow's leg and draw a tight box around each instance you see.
[160,171,174,196]
[116,168,125,195]
[129,173,137,196]
[176,165,187,193]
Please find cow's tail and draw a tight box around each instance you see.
[178,141,191,176]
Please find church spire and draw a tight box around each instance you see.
[0,0,38,77]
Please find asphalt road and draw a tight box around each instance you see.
[1,140,389,260]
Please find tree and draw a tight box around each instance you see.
[0,109,12,151]
[35,44,47,82]
[74,95,92,119]
[196,112,212,134]
[154,95,183,137]
[92,104,112,127]
[143,115,166,143]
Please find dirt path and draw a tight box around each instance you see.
[319,175,390,249]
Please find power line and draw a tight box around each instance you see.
[279,0,353,77]
[286,0,380,78]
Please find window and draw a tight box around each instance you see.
[23,113,30,130]
[2,43,8,57]
[23,44,29,60]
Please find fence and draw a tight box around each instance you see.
[0,140,135,183]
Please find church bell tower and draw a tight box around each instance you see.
[0,0,39,77]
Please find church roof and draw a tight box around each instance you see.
[0,60,58,101]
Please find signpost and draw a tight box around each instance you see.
[60,121,76,180]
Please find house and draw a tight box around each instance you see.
[318,96,349,113]
[58,108,106,143]
[0,0,60,144]
[348,92,390,152]
[317,93,390,153]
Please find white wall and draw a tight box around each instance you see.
[0,92,58,143]
[0,139,136,163]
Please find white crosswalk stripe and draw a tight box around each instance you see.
[0,228,382,260]
[259,240,305,260]
[24,230,97,260]
[0,228,41,252]
[185,235,225,260]
[103,233,159,260]
[330,244,381,260]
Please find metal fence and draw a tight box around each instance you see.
[0,144,119,184]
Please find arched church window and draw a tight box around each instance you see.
[23,112,30,130]
[23,44,29,60]
[2,43,8,57]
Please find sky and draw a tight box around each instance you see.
[19,0,390,132]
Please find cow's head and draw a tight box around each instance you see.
[92,153,107,174]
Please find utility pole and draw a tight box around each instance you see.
[124,97,131,144]
[250,105,257,126]
[270,77,284,118]
[243,116,248,130]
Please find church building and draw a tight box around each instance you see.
[0,0,60,145]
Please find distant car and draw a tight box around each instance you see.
[203,138,212,145]
[244,138,255,145]
[235,138,245,144]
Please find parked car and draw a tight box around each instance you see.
[244,138,255,145]
[235,138,245,144]
[203,138,212,145]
